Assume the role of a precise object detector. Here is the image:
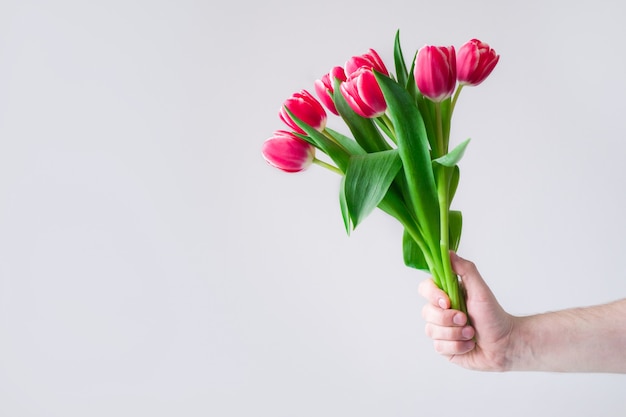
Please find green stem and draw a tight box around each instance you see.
[313,158,342,175]
[450,85,464,118]
[434,103,446,156]
[373,115,397,146]
[381,114,396,139]
[321,129,346,150]
[437,167,462,310]
[434,101,463,312]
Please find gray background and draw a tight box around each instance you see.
[1,0,625,416]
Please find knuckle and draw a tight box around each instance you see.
[424,323,433,338]
[433,340,445,354]
[442,309,457,325]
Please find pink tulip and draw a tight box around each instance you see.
[345,48,389,77]
[279,90,327,135]
[339,67,387,118]
[314,66,347,115]
[262,130,315,173]
[414,45,457,102]
[456,39,499,86]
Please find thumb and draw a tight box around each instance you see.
[450,252,496,303]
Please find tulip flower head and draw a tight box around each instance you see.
[456,39,500,86]
[279,90,327,135]
[345,48,389,77]
[314,66,347,115]
[262,130,315,173]
[340,67,387,118]
[414,45,457,102]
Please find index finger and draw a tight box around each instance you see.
[418,278,450,309]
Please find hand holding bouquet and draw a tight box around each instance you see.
[263,32,499,313]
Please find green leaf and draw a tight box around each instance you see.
[374,72,440,245]
[402,229,430,271]
[373,117,395,144]
[344,149,402,228]
[339,176,351,235]
[394,30,408,88]
[449,165,460,206]
[324,127,367,156]
[333,79,392,153]
[449,210,463,252]
[415,95,438,154]
[433,138,471,167]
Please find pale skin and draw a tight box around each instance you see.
[419,252,626,373]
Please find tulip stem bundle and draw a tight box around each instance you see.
[263,31,499,314]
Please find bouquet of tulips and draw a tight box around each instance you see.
[262,31,499,313]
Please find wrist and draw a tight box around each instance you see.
[503,315,538,372]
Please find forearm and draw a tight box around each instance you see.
[508,299,626,373]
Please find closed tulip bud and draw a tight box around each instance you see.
[414,45,457,102]
[262,130,315,173]
[339,67,387,118]
[456,39,499,86]
[314,66,347,115]
[345,48,389,77]
[279,90,327,135]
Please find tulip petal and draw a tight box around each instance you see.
[262,131,315,173]
[355,71,386,117]
[333,78,391,153]
[279,90,327,134]
[415,45,456,102]
[457,39,499,86]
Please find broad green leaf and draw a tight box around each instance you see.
[433,138,471,167]
[344,149,402,228]
[339,176,351,235]
[374,72,440,245]
[333,79,392,153]
[394,30,408,88]
[402,229,430,271]
[449,210,463,251]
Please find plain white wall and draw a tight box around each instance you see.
[1,0,625,416]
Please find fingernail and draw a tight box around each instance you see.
[453,313,466,325]
[462,326,474,339]
[438,298,447,309]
